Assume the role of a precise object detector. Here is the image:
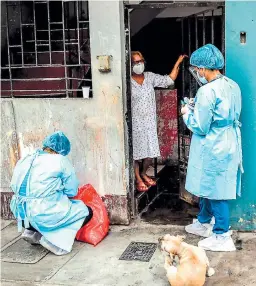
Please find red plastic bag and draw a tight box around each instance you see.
[73,184,109,246]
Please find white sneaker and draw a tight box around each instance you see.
[185,220,213,238]
[193,217,233,234]
[39,236,69,256]
[21,229,42,245]
[193,218,215,225]
[198,233,236,252]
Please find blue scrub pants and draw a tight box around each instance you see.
[198,198,229,234]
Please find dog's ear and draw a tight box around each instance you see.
[177,235,186,241]
[158,237,163,243]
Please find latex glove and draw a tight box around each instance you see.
[189,98,195,105]
[181,105,189,115]
[184,97,195,105]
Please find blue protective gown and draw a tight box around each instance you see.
[183,76,243,200]
[10,150,89,252]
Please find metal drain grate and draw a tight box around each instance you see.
[119,242,157,262]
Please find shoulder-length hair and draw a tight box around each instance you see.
[131,51,145,62]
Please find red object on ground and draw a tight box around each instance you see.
[73,184,109,246]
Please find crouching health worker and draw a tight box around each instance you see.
[182,44,243,252]
[10,131,93,255]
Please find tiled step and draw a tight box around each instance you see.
[134,165,165,215]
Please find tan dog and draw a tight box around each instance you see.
[159,234,215,286]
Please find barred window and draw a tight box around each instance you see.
[1,1,92,98]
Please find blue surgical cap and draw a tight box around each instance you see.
[190,44,224,70]
[42,131,71,156]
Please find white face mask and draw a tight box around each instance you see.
[197,69,208,85]
[132,63,145,75]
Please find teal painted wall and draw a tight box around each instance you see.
[226,1,256,230]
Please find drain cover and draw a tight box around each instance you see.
[119,242,157,262]
[1,238,49,264]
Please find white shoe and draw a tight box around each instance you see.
[39,237,69,256]
[193,218,233,234]
[193,217,215,225]
[185,219,213,238]
[21,229,42,245]
[198,233,236,252]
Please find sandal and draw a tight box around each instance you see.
[136,181,149,192]
[142,175,157,187]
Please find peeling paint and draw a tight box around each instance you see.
[156,89,178,162]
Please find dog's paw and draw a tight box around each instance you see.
[207,267,215,277]
[165,255,172,264]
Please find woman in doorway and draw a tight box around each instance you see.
[10,131,93,255]
[131,51,186,192]
[181,44,243,251]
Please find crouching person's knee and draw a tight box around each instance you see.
[40,237,69,256]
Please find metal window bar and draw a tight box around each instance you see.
[221,7,225,74]
[19,2,24,66]
[203,13,206,45]
[1,1,92,99]
[76,0,81,65]
[211,10,214,44]
[181,18,186,161]
[62,1,69,97]
[195,16,198,49]
[5,4,13,97]
[188,17,192,98]
[33,1,38,66]
[47,1,52,65]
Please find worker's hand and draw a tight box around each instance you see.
[176,55,188,66]
[188,98,195,105]
[181,104,189,115]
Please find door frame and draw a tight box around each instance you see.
[123,1,225,217]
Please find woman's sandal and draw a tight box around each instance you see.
[136,181,149,192]
[142,175,157,187]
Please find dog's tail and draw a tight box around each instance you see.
[206,267,215,277]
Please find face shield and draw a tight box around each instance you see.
[188,66,203,87]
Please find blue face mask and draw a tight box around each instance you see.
[197,71,208,85]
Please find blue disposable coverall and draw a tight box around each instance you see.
[10,150,89,252]
[183,76,243,233]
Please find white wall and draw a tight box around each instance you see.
[1,1,130,223]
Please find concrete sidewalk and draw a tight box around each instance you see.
[1,219,256,286]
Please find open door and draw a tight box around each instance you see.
[178,5,225,205]
[124,5,137,217]
[124,1,225,217]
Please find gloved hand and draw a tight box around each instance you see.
[189,98,195,105]
[181,105,189,115]
[183,97,195,111]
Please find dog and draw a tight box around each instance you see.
[159,234,215,286]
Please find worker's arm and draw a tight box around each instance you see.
[60,157,79,197]
[182,87,215,136]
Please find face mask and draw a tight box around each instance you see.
[197,71,208,85]
[132,63,145,75]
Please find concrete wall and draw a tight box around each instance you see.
[0,0,130,224]
[226,1,256,231]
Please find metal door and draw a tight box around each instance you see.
[124,1,225,215]
[178,5,225,205]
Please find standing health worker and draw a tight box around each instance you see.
[181,44,243,252]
